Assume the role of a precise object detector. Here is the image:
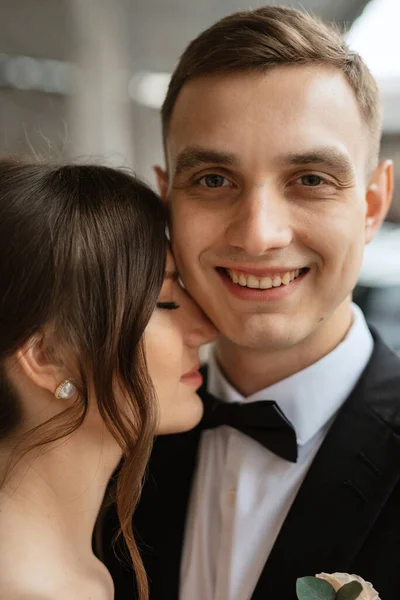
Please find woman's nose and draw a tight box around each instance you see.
[182,295,218,349]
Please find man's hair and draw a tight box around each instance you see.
[162,5,381,169]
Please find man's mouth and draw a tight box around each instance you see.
[218,267,309,289]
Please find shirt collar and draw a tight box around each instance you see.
[207,303,373,447]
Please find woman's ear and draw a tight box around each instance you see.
[365,159,393,243]
[15,333,71,398]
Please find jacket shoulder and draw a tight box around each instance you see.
[360,331,400,432]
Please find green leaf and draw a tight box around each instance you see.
[336,581,363,600]
[296,576,336,600]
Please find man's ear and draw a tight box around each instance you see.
[15,334,69,398]
[365,159,394,243]
[153,165,169,202]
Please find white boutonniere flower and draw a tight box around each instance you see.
[296,572,380,599]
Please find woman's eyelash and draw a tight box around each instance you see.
[157,302,180,310]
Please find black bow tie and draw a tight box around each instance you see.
[200,390,298,463]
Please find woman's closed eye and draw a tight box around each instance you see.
[156,301,180,311]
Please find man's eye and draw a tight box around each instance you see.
[296,174,324,187]
[199,174,231,188]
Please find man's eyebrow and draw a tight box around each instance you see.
[281,148,354,175]
[174,147,237,176]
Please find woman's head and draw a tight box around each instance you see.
[0,158,167,598]
[0,158,167,438]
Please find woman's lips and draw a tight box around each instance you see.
[180,365,203,388]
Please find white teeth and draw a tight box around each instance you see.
[272,276,282,287]
[226,268,304,289]
[260,276,273,289]
[247,275,260,289]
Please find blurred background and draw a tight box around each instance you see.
[0,0,399,353]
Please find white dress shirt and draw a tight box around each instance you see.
[180,304,373,600]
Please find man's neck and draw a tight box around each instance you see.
[215,302,354,397]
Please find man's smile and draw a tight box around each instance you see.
[215,266,310,301]
[222,267,308,289]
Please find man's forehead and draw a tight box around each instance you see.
[169,66,358,122]
[166,67,368,173]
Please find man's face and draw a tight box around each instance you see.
[162,66,391,351]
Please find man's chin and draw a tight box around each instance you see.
[217,328,299,352]
[213,311,310,350]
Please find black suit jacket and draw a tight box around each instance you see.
[102,333,400,599]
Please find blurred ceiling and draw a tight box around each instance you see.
[0,0,374,174]
[0,0,370,68]
[128,0,370,72]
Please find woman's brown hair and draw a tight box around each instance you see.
[0,158,167,599]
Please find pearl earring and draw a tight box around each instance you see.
[55,379,77,399]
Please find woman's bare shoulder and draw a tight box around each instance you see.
[1,579,113,600]
[0,553,113,600]
[2,590,111,600]
[1,591,54,600]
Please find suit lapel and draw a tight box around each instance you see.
[252,335,400,599]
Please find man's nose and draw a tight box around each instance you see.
[226,185,292,256]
